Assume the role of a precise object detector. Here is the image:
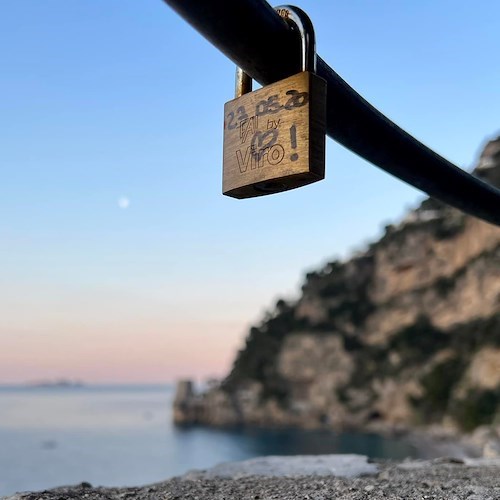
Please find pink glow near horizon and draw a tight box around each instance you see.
[0,318,246,384]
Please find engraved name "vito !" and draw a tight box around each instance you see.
[236,118,285,172]
[236,123,302,173]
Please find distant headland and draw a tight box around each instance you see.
[25,379,85,389]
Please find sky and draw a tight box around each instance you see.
[1,1,499,384]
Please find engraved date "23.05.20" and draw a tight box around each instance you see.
[226,89,308,130]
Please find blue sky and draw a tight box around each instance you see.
[1,1,499,383]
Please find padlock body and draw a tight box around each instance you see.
[223,71,326,198]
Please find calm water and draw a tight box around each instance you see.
[0,385,416,497]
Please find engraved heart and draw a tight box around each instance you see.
[251,129,278,151]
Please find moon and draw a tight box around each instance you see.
[118,196,130,209]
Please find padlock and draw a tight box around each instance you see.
[222,5,327,199]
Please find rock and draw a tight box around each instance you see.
[182,454,378,479]
[483,439,500,458]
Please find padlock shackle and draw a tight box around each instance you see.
[235,5,316,98]
[275,5,316,74]
[235,67,252,98]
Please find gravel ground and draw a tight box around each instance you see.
[4,457,500,500]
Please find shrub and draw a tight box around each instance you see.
[410,357,464,420]
[452,389,500,431]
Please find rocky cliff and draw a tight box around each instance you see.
[175,136,500,438]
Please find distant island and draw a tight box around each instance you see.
[26,379,85,389]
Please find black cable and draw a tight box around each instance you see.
[163,0,500,226]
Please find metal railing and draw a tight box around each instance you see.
[163,0,500,226]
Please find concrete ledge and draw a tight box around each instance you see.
[182,454,378,479]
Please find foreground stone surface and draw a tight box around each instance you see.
[5,455,500,500]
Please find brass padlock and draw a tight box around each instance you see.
[222,5,327,199]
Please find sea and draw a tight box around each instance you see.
[0,385,417,497]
